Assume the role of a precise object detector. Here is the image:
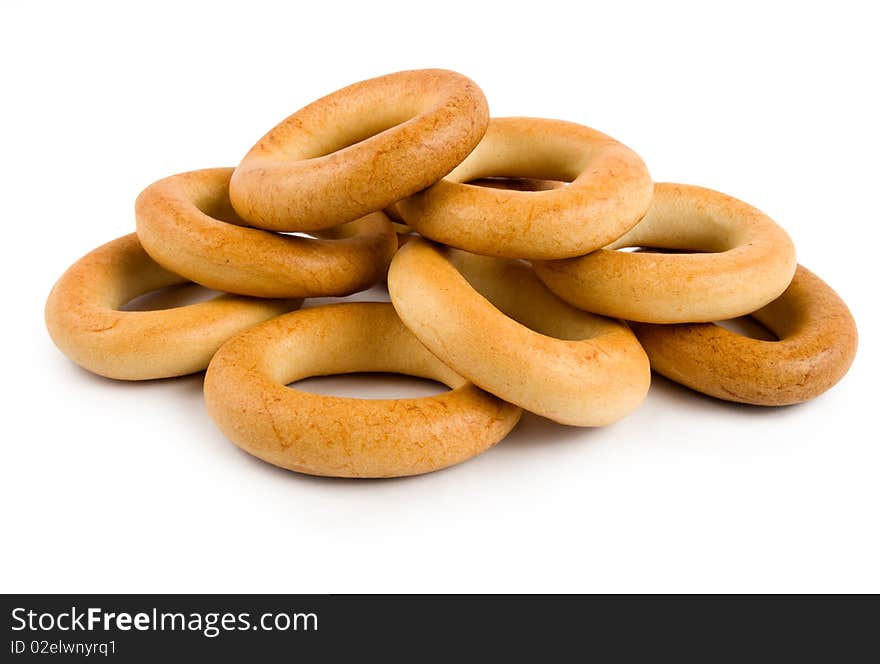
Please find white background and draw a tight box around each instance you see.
[2,1,877,593]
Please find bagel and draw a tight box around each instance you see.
[396,117,653,259]
[388,238,651,426]
[229,69,489,232]
[203,302,522,478]
[45,234,299,380]
[135,168,396,298]
[629,265,857,406]
[535,182,797,323]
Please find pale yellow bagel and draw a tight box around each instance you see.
[630,265,858,406]
[204,302,522,478]
[45,234,300,380]
[535,183,797,323]
[396,117,653,259]
[230,69,489,232]
[388,238,651,426]
[135,168,396,298]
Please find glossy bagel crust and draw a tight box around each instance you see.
[535,182,797,323]
[204,302,522,478]
[630,265,857,406]
[396,117,653,259]
[45,234,300,380]
[135,168,396,298]
[230,69,490,232]
[388,238,651,426]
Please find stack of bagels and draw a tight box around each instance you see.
[45,69,858,478]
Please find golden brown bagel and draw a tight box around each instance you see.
[135,168,396,298]
[535,182,797,323]
[45,234,300,380]
[388,238,651,426]
[204,302,522,478]
[630,265,857,405]
[230,69,489,232]
[396,117,653,259]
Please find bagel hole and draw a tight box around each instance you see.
[291,372,448,399]
[318,125,395,155]
[716,316,778,341]
[614,246,702,254]
[199,197,249,227]
[278,231,319,239]
[466,177,568,192]
[196,193,343,239]
[278,228,362,241]
[122,283,222,311]
[297,107,416,160]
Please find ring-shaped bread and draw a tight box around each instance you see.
[203,302,522,478]
[45,234,300,380]
[396,117,653,259]
[135,168,396,298]
[535,182,797,323]
[229,69,489,232]
[388,238,651,426]
[629,265,857,405]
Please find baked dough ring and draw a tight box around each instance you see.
[229,69,489,232]
[45,234,300,380]
[135,168,396,298]
[396,117,653,259]
[630,265,857,406]
[535,182,797,323]
[388,238,651,426]
[203,302,521,478]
